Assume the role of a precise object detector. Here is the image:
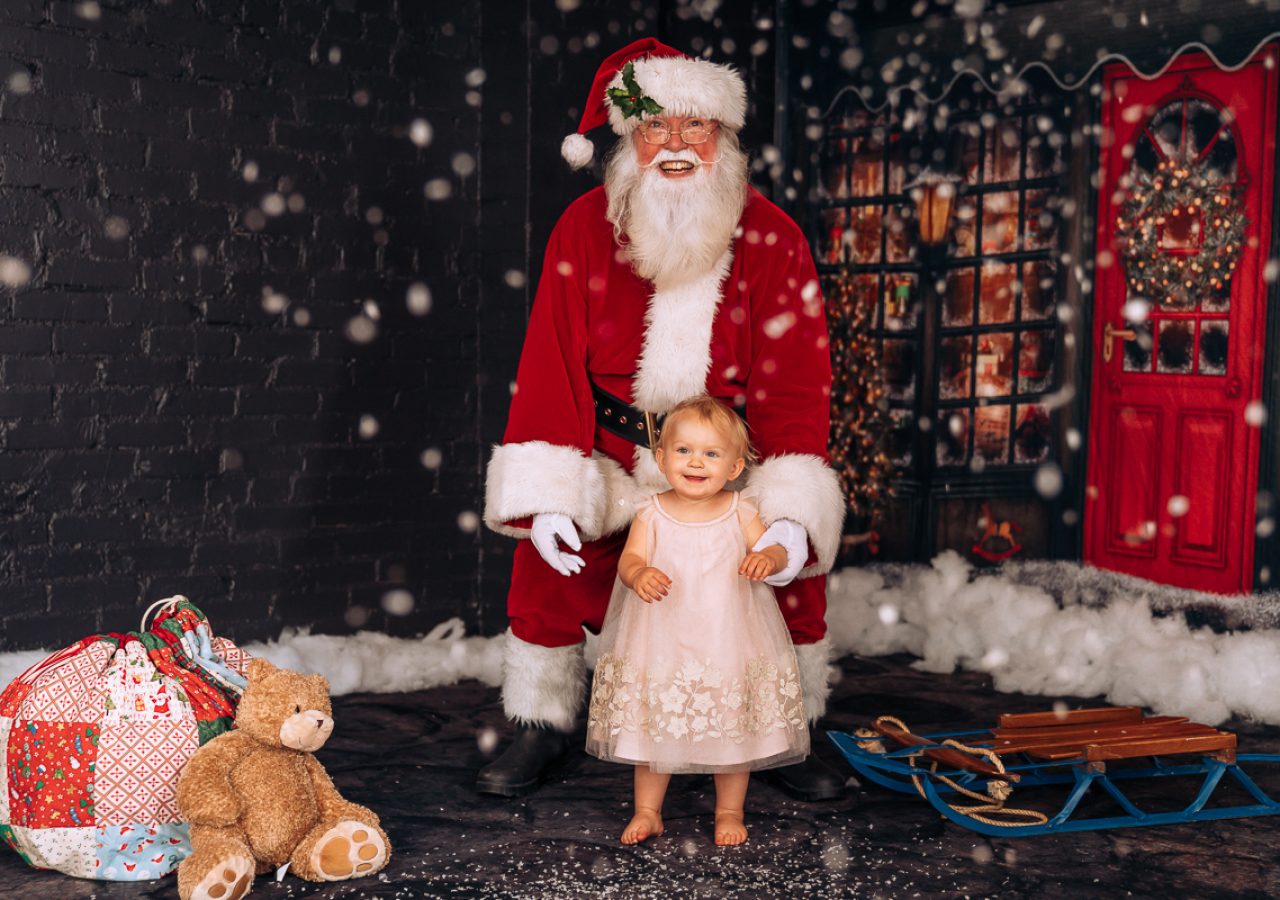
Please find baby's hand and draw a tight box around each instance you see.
[739,551,779,582]
[632,567,672,602]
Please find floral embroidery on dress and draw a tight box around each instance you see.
[588,653,805,746]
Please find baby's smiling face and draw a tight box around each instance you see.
[654,415,745,501]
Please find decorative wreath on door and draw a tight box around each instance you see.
[1114,94,1248,309]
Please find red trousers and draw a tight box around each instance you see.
[507,528,829,649]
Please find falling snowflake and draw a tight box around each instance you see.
[381,590,414,616]
[406,283,432,315]
[409,119,433,147]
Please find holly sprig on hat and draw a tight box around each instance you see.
[606,62,664,120]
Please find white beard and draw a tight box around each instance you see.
[604,137,748,288]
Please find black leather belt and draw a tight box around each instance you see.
[592,381,664,450]
[591,381,747,451]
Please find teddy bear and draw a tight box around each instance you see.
[175,658,390,900]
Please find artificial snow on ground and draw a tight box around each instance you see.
[4,554,1280,726]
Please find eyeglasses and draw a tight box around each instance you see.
[638,120,719,145]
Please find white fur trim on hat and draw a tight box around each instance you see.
[746,454,846,577]
[484,441,606,540]
[561,132,594,169]
[606,55,746,135]
[793,637,834,724]
[501,629,586,731]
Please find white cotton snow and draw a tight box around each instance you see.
[5,557,1280,724]
[826,551,1280,726]
[0,618,503,700]
[241,618,503,696]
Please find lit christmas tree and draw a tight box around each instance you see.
[826,266,896,553]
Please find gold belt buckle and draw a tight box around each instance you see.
[643,411,660,449]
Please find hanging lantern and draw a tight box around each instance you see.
[907,170,959,247]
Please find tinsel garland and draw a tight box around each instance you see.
[826,268,895,522]
[1114,158,1246,307]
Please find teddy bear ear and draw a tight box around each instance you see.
[246,658,278,681]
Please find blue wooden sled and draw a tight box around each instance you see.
[828,707,1280,837]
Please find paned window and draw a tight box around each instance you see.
[936,103,1066,468]
[816,85,1068,475]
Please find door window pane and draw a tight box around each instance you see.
[1156,319,1195,374]
[1199,320,1228,375]
[1122,322,1154,372]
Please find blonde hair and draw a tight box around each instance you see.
[659,395,757,464]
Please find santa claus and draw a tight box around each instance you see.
[478,39,846,800]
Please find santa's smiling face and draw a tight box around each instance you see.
[605,114,746,286]
[631,116,721,178]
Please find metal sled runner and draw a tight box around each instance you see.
[829,706,1280,837]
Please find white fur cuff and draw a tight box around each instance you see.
[501,629,587,731]
[794,637,834,724]
[484,441,605,540]
[747,454,846,577]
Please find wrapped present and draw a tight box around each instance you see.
[0,596,249,881]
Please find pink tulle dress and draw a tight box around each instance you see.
[586,492,809,774]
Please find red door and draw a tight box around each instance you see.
[1085,51,1277,594]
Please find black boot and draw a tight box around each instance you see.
[475,724,571,797]
[766,734,851,802]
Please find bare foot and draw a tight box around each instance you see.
[621,809,664,845]
[714,810,747,846]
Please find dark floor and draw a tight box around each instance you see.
[4,653,1280,898]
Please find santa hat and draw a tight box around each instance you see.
[560,38,747,170]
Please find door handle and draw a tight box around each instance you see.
[1103,321,1137,363]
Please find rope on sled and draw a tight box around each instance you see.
[873,715,1049,828]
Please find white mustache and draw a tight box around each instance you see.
[641,150,723,169]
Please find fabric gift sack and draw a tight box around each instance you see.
[0,596,249,881]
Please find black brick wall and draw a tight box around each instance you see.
[0,0,778,650]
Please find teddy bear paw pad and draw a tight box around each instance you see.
[191,855,254,900]
[311,820,388,880]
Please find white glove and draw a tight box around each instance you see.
[530,513,585,576]
[752,518,808,587]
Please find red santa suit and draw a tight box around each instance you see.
[484,185,845,731]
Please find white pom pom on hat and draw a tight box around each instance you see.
[559,37,747,169]
[560,132,595,170]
